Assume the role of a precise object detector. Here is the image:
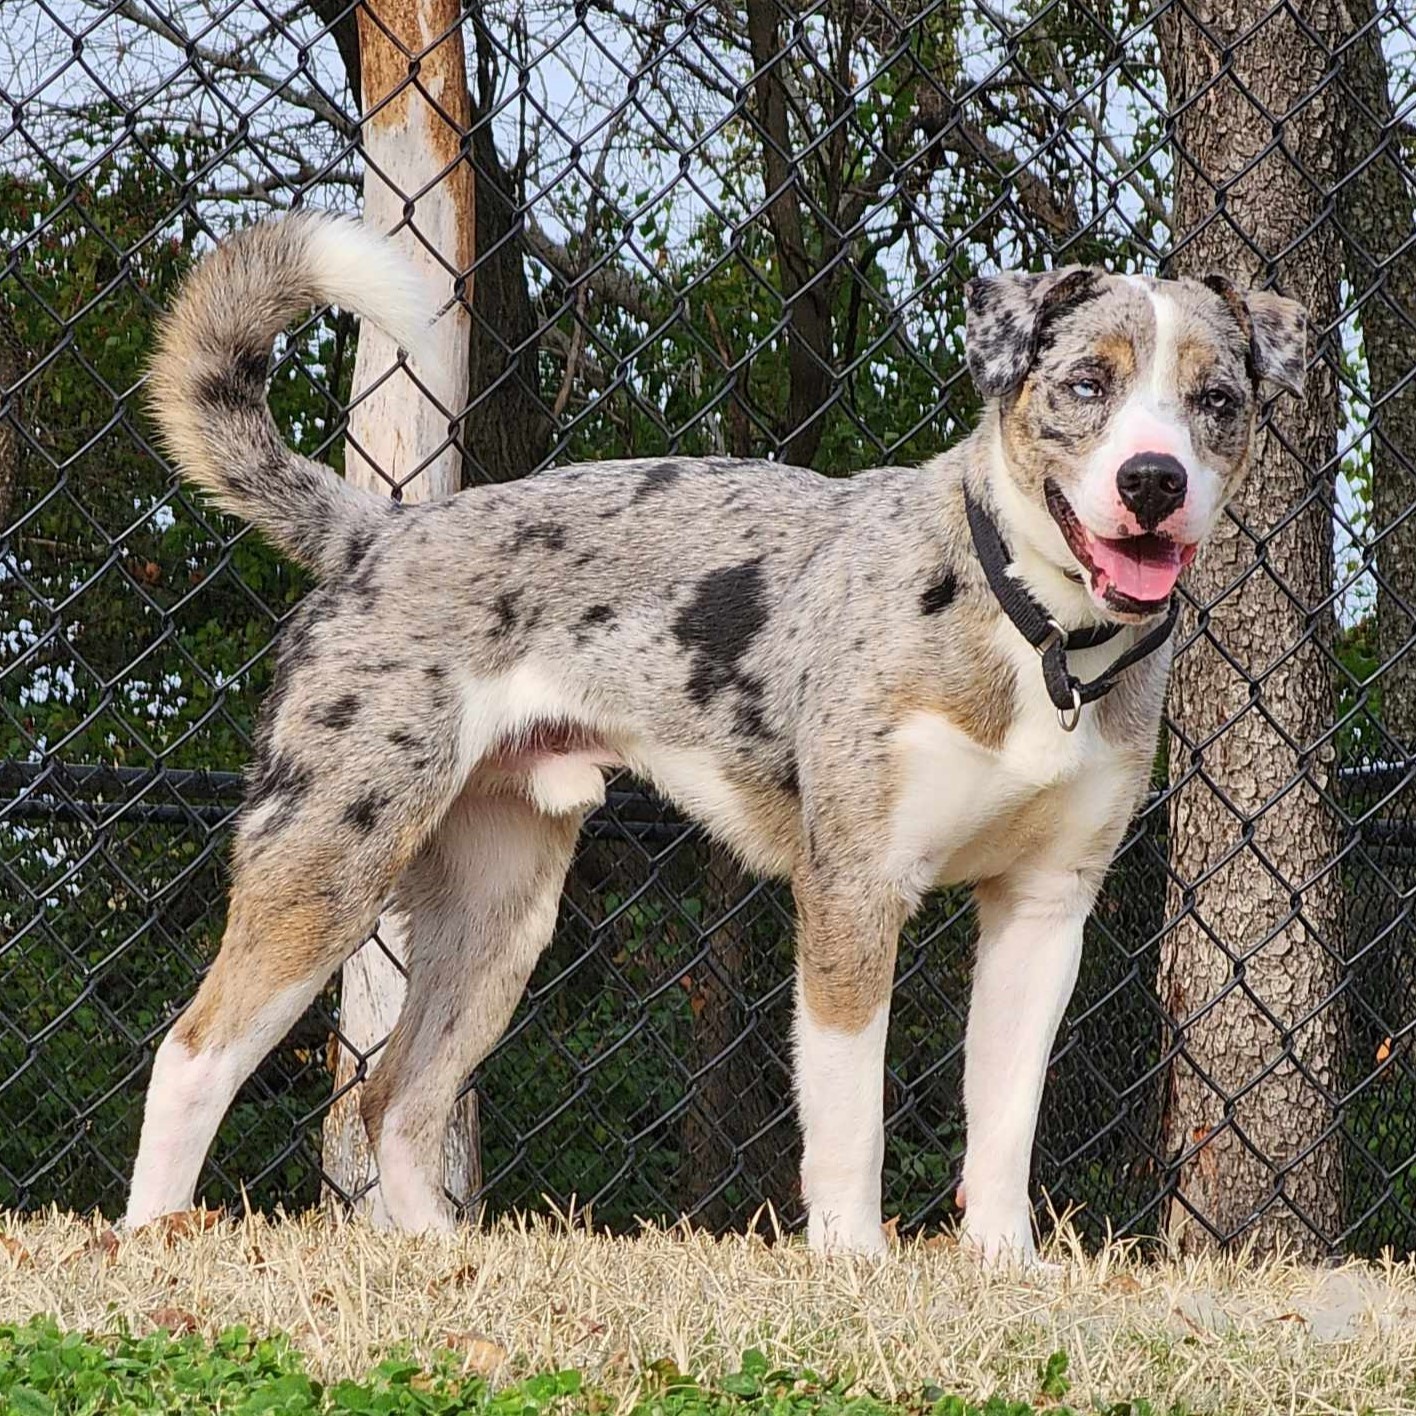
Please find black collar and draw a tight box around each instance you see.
[963,487,1180,730]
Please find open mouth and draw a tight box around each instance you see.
[1045,480,1196,614]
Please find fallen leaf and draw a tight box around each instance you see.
[881,1214,900,1245]
[1272,1311,1309,1325]
[149,1307,198,1334]
[154,1208,222,1243]
[0,1235,31,1266]
[1377,1036,1392,1065]
[443,1332,507,1375]
[1105,1272,1143,1295]
[954,1183,967,1210]
[922,1231,957,1252]
[87,1227,121,1264]
[425,1262,477,1294]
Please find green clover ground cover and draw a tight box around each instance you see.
[0,1322,1174,1416]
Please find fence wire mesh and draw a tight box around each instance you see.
[1,0,1414,1258]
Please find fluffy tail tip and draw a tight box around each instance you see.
[299,213,439,363]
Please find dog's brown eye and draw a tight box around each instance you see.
[1069,377,1105,400]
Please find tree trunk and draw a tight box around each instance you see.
[462,15,550,486]
[0,300,21,529]
[679,853,797,1230]
[320,0,478,1221]
[1333,0,1416,1019]
[1156,0,1347,1256]
[744,0,836,467]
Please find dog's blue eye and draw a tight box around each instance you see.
[1070,378,1104,400]
[1201,388,1237,414]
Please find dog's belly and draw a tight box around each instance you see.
[474,732,798,879]
[624,742,801,878]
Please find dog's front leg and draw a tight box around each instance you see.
[960,868,1094,1268]
[792,872,907,1256]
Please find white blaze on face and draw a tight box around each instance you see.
[1070,279,1224,546]
[1046,278,1225,607]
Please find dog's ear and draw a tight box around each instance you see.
[1203,276,1309,397]
[1244,288,1309,397]
[963,267,1095,399]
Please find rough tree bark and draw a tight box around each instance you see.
[461,14,551,485]
[1156,0,1347,1256]
[744,0,837,467]
[320,0,477,1221]
[1333,0,1416,1006]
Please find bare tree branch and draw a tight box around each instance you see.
[523,220,663,325]
[80,0,356,136]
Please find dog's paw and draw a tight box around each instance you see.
[958,1215,1056,1275]
[806,1206,889,1258]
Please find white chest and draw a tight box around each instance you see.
[883,626,1137,898]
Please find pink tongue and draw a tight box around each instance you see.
[1087,534,1183,602]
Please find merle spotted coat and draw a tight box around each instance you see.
[125,214,1308,1265]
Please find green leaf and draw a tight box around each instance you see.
[8,1389,56,1416]
[1037,1349,1071,1402]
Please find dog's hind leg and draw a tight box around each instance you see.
[359,790,581,1232]
[792,871,908,1256]
[124,727,468,1229]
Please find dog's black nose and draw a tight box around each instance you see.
[1116,453,1187,530]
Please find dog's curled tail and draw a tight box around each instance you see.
[148,213,434,577]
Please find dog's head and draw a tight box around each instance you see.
[965,267,1308,620]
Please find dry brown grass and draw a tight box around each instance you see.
[2,1208,1416,1413]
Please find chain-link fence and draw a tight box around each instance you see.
[2,0,1414,1259]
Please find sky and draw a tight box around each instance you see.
[5,0,1415,635]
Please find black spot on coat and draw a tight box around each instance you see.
[1032,270,1104,356]
[344,530,372,573]
[193,348,268,412]
[315,694,359,731]
[511,520,567,552]
[919,568,958,615]
[491,591,522,638]
[343,792,387,834]
[244,751,314,840]
[248,751,312,810]
[631,461,683,503]
[672,559,770,706]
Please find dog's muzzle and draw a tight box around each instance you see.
[1116,452,1187,531]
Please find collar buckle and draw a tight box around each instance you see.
[1034,619,1065,658]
